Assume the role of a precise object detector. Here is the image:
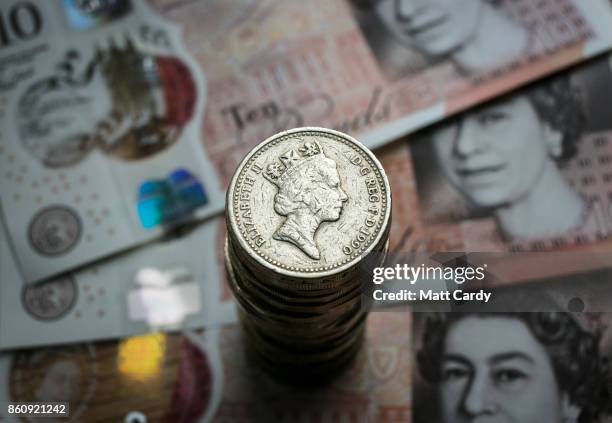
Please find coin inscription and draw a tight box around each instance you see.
[228,127,390,277]
[29,205,82,256]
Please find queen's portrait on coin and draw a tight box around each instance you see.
[429,76,587,240]
[264,140,349,260]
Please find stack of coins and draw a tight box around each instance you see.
[225,127,391,383]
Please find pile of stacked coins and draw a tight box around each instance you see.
[225,127,391,383]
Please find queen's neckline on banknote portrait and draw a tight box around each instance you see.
[226,127,391,280]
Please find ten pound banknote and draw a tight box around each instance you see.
[0,312,411,422]
[1,286,611,422]
[376,53,612,287]
[153,0,612,188]
[4,0,612,283]
[0,217,236,350]
[412,270,612,422]
[0,0,225,283]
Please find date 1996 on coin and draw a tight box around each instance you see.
[7,402,69,417]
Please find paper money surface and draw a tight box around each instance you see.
[0,218,236,350]
[0,0,224,283]
[376,53,612,284]
[0,312,411,422]
[209,311,411,422]
[0,330,224,422]
[152,0,612,187]
[0,293,609,422]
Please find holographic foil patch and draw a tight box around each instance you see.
[137,168,207,229]
[62,0,132,30]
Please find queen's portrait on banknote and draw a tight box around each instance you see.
[425,76,590,241]
[351,0,530,78]
[414,308,611,422]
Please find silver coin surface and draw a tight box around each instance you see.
[22,275,78,320]
[227,127,391,279]
[29,205,82,256]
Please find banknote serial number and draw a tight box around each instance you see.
[7,402,69,417]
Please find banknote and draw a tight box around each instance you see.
[0,330,224,422]
[0,311,411,422]
[411,270,612,422]
[209,311,411,422]
[0,217,236,350]
[151,0,612,187]
[0,0,224,283]
[374,53,612,285]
